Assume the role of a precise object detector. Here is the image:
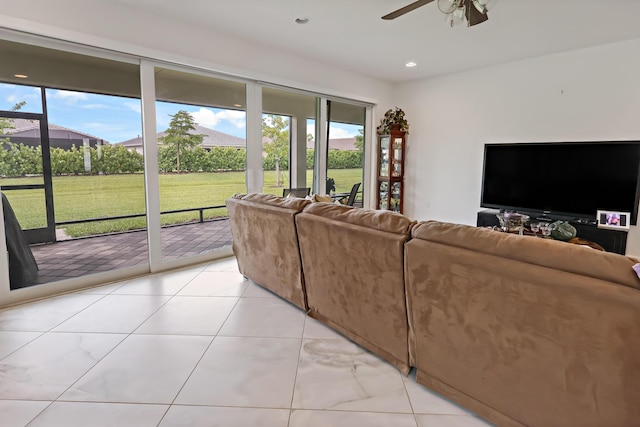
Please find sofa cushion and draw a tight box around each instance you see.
[301,201,415,235]
[242,192,310,211]
[406,220,640,427]
[412,220,640,290]
[226,194,310,310]
[295,203,415,373]
[310,194,333,203]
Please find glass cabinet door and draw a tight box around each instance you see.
[377,132,405,214]
[392,137,403,177]
[378,181,388,210]
[390,182,402,212]
[379,136,389,177]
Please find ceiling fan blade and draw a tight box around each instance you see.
[382,0,435,20]
[465,0,489,26]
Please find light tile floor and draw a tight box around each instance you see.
[0,257,495,427]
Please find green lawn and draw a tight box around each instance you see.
[1,168,362,237]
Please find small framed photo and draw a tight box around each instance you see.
[597,210,630,231]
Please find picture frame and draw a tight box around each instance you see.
[596,210,630,231]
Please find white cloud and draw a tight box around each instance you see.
[263,115,276,127]
[50,90,88,103]
[329,127,357,139]
[124,101,141,114]
[82,104,109,110]
[216,109,246,129]
[193,107,246,129]
[5,90,40,110]
[192,108,219,127]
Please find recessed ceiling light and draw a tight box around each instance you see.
[233,103,243,108]
[14,74,28,78]
[295,17,310,24]
[405,62,417,68]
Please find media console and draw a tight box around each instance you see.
[477,209,628,255]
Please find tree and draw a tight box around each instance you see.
[262,114,289,186]
[158,110,203,174]
[0,101,27,142]
[354,128,364,153]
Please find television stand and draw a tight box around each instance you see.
[476,209,628,255]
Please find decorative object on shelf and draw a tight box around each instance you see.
[597,209,631,231]
[496,212,529,235]
[377,107,409,135]
[549,220,577,241]
[381,0,497,28]
[377,129,407,214]
[477,209,628,254]
[538,222,552,238]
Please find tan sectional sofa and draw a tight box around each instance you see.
[227,194,640,427]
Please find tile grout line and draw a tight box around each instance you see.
[286,313,309,427]
[155,275,249,425]
[46,269,209,407]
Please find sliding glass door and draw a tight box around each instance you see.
[326,100,366,205]
[0,34,373,297]
[262,87,319,196]
[154,66,247,262]
[0,38,145,290]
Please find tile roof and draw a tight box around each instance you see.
[3,118,106,142]
[306,137,358,151]
[118,124,245,149]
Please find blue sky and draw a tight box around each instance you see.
[1,83,361,144]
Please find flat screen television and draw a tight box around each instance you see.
[480,141,640,225]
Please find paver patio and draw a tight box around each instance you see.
[28,219,232,286]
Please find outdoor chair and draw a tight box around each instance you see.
[332,183,361,206]
[283,187,311,198]
[345,182,361,206]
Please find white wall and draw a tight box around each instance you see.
[396,39,640,256]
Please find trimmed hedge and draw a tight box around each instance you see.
[0,143,363,177]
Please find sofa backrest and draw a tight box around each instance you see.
[412,220,640,290]
[295,202,416,373]
[226,193,310,310]
[406,220,640,427]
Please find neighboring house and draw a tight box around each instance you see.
[1,118,107,150]
[306,137,358,151]
[118,126,356,153]
[117,124,245,153]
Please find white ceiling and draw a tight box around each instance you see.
[113,0,640,83]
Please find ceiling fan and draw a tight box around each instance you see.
[382,0,497,27]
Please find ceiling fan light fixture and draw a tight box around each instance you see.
[437,0,459,15]
[472,0,497,14]
[382,0,496,27]
[449,5,467,26]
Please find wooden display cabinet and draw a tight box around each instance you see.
[376,130,406,213]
